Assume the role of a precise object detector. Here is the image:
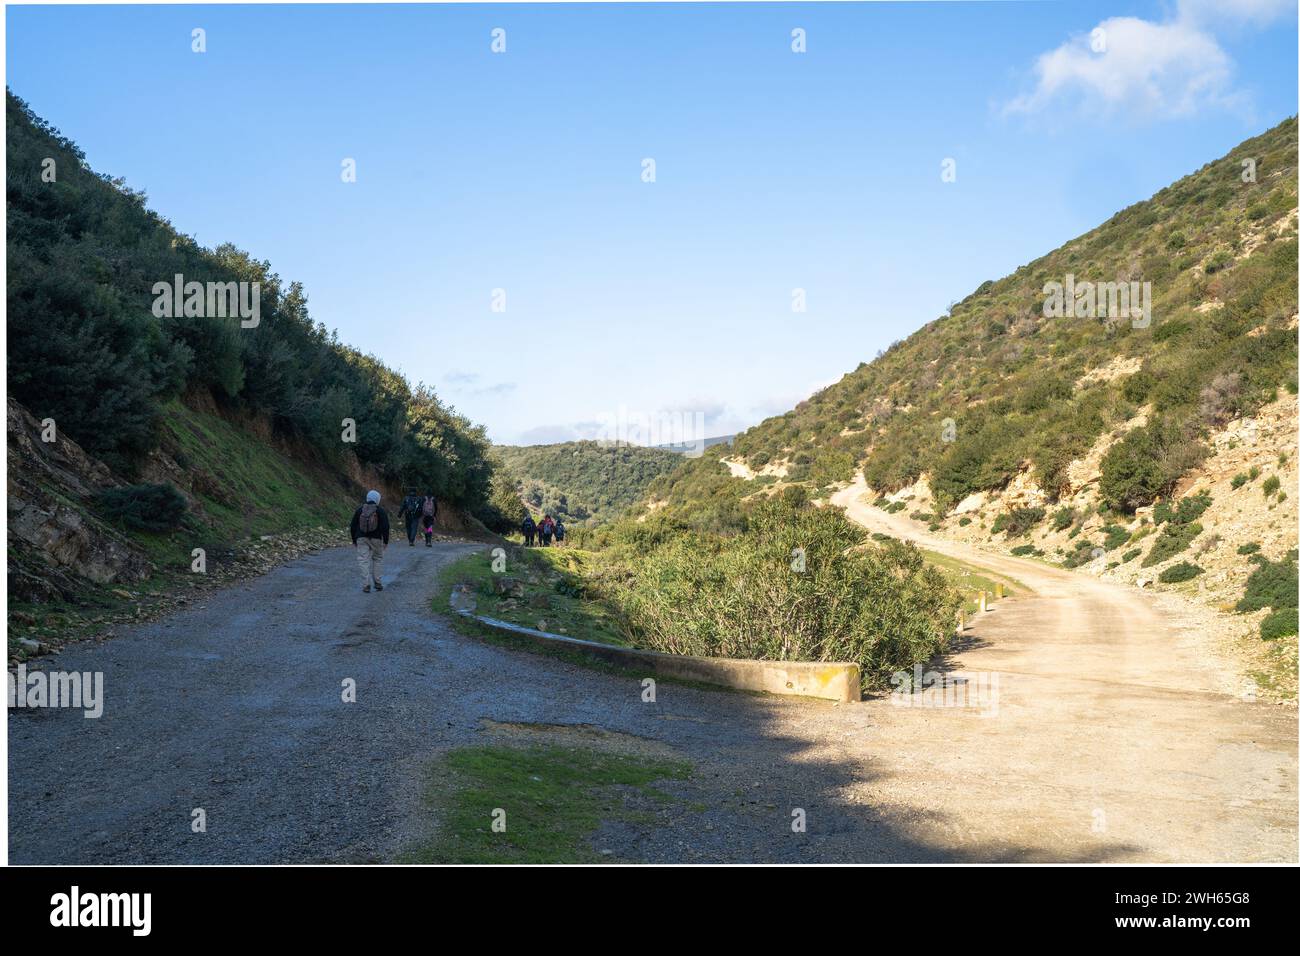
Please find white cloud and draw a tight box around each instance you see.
[1002,1,1289,120]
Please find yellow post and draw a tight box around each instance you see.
[978,590,987,613]
[994,582,1004,600]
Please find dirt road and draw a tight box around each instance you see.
[828,478,1297,861]
[9,511,1297,862]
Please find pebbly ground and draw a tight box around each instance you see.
[9,534,1297,863]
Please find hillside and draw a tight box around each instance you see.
[634,118,1298,649]
[492,440,683,526]
[6,92,496,657]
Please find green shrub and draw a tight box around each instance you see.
[1159,562,1203,584]
[1203,249,1233,274]
[1262,475,1280,497]
[599,498,960,689]
[1237,542,1260,555]
[1260,607,1299,641]
[94,483,188,532]
[1100,420,1205,512]
[1142,521,1203,567]
[992,507,1046,538]
[1122,548,1142,563]
[1153,491,1212,526]
[1009,544,1037,556]
[1063,539,1100,569]
[958,516,972,526]
[1051,507,1076,532]
[1101,525,1131,551]
[1230,472,1249,489]
[1236,551,1298,615]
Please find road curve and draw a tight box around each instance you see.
[8,510,1297,862]
[828,478,1298,861]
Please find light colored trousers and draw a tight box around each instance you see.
[355,538,385,586]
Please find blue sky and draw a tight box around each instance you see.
[7,2,1296,444]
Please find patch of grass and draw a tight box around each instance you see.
[918,547,1024,614]
[437,546,629,646]
[402,743,692,864]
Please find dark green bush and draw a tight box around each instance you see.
[1142,521,1203,567]
[95,483,188,532]
[1236,551,1298,614]
[1159,561,1204,584]
[1100,419,1205,512]
[992,507,1046,538]
[598,498,960,689]
[1260,607,1298,641]
[1101,525,1131,551]
[1154,491,1212,526]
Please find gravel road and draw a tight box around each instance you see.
[9,523,1297,863]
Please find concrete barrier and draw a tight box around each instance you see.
[454,605,861,703]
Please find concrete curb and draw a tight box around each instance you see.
[454,605,861,703]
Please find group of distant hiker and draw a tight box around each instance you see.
[348,488,438,593]
[347,487,567,594]
[521,513,564,547]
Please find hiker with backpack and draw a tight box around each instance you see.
[420,490,438,547]
[350,490,390,592]
[554,519,566,546]
[521,514,536,547]
[398,489,422,546]
[539,514,553,547]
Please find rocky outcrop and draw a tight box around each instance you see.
[7,399,152,601]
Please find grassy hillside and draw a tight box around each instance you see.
[7,391,356,658]
[649,119,1297,521]
[492,441,683,525]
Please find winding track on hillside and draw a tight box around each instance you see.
[9,510,1297,862]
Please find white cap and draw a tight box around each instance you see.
[366,490,381,504]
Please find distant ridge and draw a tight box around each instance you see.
[656,435,735,455]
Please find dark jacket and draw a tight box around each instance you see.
[522,516,536,533]
[350,504,390,545]
[398,495,421,521]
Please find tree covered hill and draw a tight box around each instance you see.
[6,91,494,510]
[492,441,684,525]
[646,118,1298,526]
